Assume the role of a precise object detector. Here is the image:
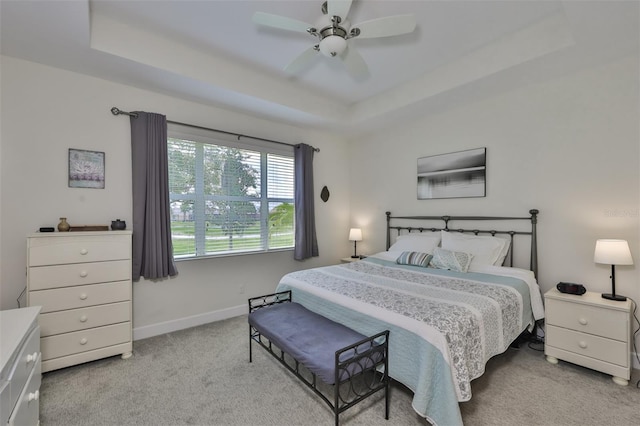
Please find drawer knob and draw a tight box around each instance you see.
[80,248,88,255]
[578,318,588,325]
[79,293,88,300]
[579,341,588,349]
[80,270,88,278]
[80,315,88,323]
[26,352,38,363]
[28,390,39,402]
[80,338,88,345]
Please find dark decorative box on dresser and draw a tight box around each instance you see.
[544,288,632,385]
[27,231,133,372]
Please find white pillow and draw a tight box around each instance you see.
[494,238,511,266]
[388,233,441,254]
[440,230,506,267]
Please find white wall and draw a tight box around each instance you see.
[0,56,351,335]
[2,53,639,354]
[349,55,639,351]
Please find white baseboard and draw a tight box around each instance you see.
[133,310,640,371]
[133,304,247,341]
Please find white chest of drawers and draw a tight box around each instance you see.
[0,307,42,426]
[27,231,133,372]
[544,288,632,385]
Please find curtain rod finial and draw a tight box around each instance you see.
[111,107,121,116]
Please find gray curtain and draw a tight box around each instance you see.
[130,112,178,281]
[294,143,319,260]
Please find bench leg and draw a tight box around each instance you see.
[249,325,253,363]
[385,377,390,420]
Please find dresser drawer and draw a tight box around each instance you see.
[41,322,131,361]
[39,302,131,337]
[29,281,130,314]
[28,236,130,266]
[8,353,41,426]
[28,260,130,290]
[40,302,131,337]
[546,325,628,367]
[2,325,39,420]
[545,298,629,341]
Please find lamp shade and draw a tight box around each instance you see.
[594,239,633,265]
[349,228,363,242]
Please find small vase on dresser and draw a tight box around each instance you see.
[26,230,133,372]
[57,217,70,232]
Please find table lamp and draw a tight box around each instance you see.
[349,228,363,258]
[594,239,633,301]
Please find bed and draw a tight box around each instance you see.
[275,210,545,426]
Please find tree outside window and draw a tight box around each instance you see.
[168,135,294,258]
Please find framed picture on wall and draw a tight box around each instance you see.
[417,147,486,199]
[68,148,105,189]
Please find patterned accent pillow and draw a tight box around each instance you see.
[396,251,432,267]
[429,247,473,273]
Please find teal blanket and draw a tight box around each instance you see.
[276,257,534,426]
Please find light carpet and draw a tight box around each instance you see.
[40,315,639,425]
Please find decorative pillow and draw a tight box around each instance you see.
[429,247,473,273]
[396,251,433,267]
[388,233,441,254]
[440,230,506,267]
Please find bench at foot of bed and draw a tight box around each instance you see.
[248,291,390,426]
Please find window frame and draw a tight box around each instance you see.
[167,123,295,260]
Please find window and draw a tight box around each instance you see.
[167,124,294,259]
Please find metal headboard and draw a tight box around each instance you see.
[385,209,539,278]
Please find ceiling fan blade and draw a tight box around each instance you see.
[340,45,369,79]
[327,0,353,20]
[252,12,313,33]
[352,15,416,39]
[284,46,319,74]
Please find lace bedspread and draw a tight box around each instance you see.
[276,258,535,426]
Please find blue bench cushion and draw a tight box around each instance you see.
[249,302,377,385]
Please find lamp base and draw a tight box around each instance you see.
[351,255,360,259]
[602,293,627,301]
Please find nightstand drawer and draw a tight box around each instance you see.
[28,236,130,266]
[41,322,131,360]
[545,298,628,341]
[4,326,40,416]
[39,302,131,337]
[29,281,130,313]
[28,260,130,290]
[546,325,628,367]
[8,354,41,426]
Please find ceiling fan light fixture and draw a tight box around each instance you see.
[319,35,347,57]
[253,0,416,77]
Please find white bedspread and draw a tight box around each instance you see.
[275,256,544,426]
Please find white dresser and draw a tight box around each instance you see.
[27,231,133,373]
[544,288,632,385]
[0,306,42,426]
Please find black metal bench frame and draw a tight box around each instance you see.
[248,291,390,426]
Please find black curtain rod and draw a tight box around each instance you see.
[110,107,319,152]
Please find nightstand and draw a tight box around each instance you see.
[544,288,632,385]
[340,257,361,263]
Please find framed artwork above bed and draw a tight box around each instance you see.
[417,147,486,199]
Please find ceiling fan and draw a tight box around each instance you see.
[253,0,416,78]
